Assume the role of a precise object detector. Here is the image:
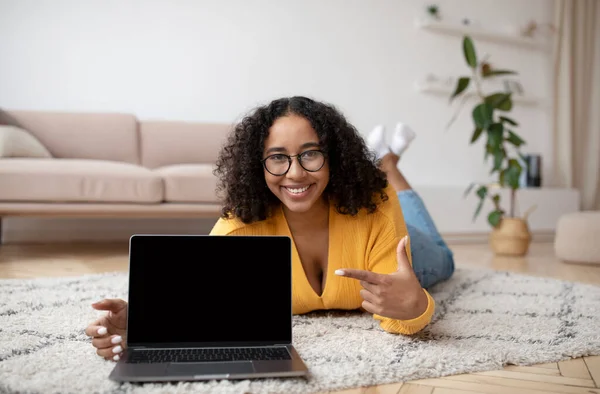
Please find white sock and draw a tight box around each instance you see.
[366,124,390,160]
[390,122,416,156]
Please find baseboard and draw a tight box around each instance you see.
[1,217,219,244]
[444,231,556,244]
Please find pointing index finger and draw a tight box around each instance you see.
[335,268,383,284]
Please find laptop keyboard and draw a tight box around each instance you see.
[128,347,292,363]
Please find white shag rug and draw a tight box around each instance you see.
[1,266,599,394]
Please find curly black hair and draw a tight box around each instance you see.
[213,96,389,223]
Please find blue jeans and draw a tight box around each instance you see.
[398,190,455,289]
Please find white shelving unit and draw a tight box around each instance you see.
[416,186,580,241]
[414,80,540,106]
[414,17,551,51]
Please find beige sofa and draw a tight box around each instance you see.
[0,109,232,243]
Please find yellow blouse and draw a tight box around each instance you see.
[209,185,435,335]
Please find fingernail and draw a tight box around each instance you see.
[97,327,107,335]
[111,336,122,344]
[113,355,120,361]
[335,269,345,275]
[112,345,122,354]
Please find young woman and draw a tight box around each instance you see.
[85,96,455,361]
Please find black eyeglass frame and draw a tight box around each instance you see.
[261,149,326,176]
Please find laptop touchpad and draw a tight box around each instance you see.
[168,361,255,376]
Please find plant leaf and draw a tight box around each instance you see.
[472,103,494,129]
[470,127,483,144]
[492,149,505,173]
[476,185,488,199]
[487,122,504,173]
[464,182,476,198]
[462,36,477,68]
[450,77,470,102]
[488,209,503,227]
[473,186,488,222]
[499,116,518,126]
[504,159,522,189]
[482,69,518,78]
[485,93,513,111]
[506,130,526,147]
[487,122,504,149]
[498,97,513,111]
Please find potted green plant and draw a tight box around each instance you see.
[447,35,534,256]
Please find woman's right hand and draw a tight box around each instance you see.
[85,298,128,361]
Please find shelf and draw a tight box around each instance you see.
[416,186,580,235]
[415,17,550,51]
[414,81,540,106]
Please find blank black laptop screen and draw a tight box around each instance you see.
[127,235,292,347]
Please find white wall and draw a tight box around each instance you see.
[0,0,564,242]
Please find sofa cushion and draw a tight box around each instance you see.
[154,164,218,203]
[0,110,139,164]
[0,125,52,158]
[0,158,163,203]
[139,121,231,169]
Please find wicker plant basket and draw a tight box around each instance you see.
[489,217,532,256]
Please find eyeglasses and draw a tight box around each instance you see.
[261,149,326,176]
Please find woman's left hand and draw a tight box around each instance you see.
[335,236,429,321]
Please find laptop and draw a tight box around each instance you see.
[108,234,310,382]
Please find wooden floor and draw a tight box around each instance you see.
[0,240,599,394]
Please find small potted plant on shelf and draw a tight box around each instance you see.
[425,4,441,20]
[447,35,534,256]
